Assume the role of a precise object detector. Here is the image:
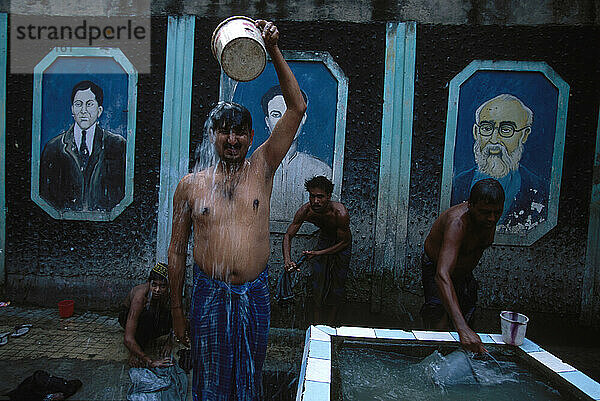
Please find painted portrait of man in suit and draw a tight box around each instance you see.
[39,80,126,212]
[452,94,548,230]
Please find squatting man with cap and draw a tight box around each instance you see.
[119,262,173,368]
[168,20,306,400]
[283,176,351,325]
[421,178,505,354]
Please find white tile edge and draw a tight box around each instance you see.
[298,327,599,401]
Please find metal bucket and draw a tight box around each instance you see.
[211,16,267,82]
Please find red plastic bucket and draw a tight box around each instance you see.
[58,300,74,318]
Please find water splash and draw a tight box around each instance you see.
[219,71,239,103]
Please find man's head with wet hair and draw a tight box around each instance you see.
[469,178,505,206]
[305,175,334,196]
[205,102,253,141]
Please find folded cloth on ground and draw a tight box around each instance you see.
[127,365,187,401]
[6,370,82,401]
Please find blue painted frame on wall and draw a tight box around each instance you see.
[219,50,348,234]
[0,13,6,284]
[371,21,416,312]
[156,16,195,265]
[30,47,137,221]
[441,60,569,246]
[580,107,600,325]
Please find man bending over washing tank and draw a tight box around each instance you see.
[167,20,306,401]
[421,178,504,354]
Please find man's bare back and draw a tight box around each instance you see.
[424,202,495,279]
[421,178,504,354]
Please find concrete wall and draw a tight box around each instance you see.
[1,10,599,329]
[1,0,598,24]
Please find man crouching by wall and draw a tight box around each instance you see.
[283,176,352,325]
[119,262,173,368]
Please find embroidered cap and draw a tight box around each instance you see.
[151,262,169,281]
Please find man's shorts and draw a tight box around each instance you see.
[420,252,478,327]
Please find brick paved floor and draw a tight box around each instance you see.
[0,306,126,362]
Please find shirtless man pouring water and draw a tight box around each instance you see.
[421,178,504,354]
[168,20,306,401]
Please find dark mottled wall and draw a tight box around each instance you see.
[3,18,599,329]
[406,25,600,319]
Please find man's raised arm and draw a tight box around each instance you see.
[168,175,192,346]
[254,20,307,170]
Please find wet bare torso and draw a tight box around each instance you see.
[183,159,272,285]
[304,202,346,240]
[424,202,495,280]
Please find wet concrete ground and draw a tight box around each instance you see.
[0,305,303,400]
[1,304,599,400]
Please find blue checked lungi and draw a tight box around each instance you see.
[189,264,270,401]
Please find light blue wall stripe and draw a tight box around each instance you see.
[156,16,195,264]
[371,22,416,310]
[581,106,600,325]
[0,14,6,285]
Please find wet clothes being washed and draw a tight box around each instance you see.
[190,264,270,401]
[420,251,478,327]
[310,235,351,307]
[127,365,188,401]
[118,303,172,350]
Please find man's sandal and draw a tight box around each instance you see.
[10,324,32,338]
[0,332,9,346]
